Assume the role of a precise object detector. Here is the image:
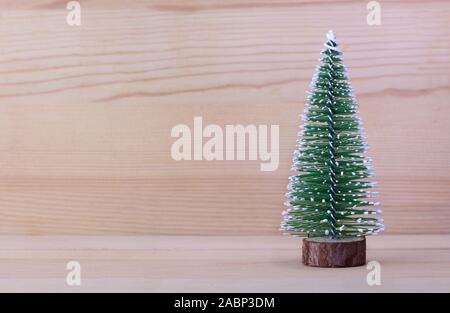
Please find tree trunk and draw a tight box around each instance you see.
[302,237,366,268]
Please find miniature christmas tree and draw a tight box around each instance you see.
[281,31,384,241]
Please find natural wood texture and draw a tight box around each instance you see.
[0,0,449,235]
[0,235,449,292]
[302,237,366,267]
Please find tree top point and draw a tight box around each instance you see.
[326,30,336,42]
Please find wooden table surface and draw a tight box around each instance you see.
[1,235,449,292]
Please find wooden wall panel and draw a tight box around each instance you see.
[0,0,448,234]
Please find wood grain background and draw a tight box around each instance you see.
[0,0,448,235]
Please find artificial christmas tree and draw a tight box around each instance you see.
[281,30,384,267]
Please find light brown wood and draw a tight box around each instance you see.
[0,235,449,292]
[0,0,449,235]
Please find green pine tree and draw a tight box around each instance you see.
[281,30,384,238]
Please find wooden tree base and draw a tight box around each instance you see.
[302,237,366,268]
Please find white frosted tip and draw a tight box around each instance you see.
[326,30,336,41]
